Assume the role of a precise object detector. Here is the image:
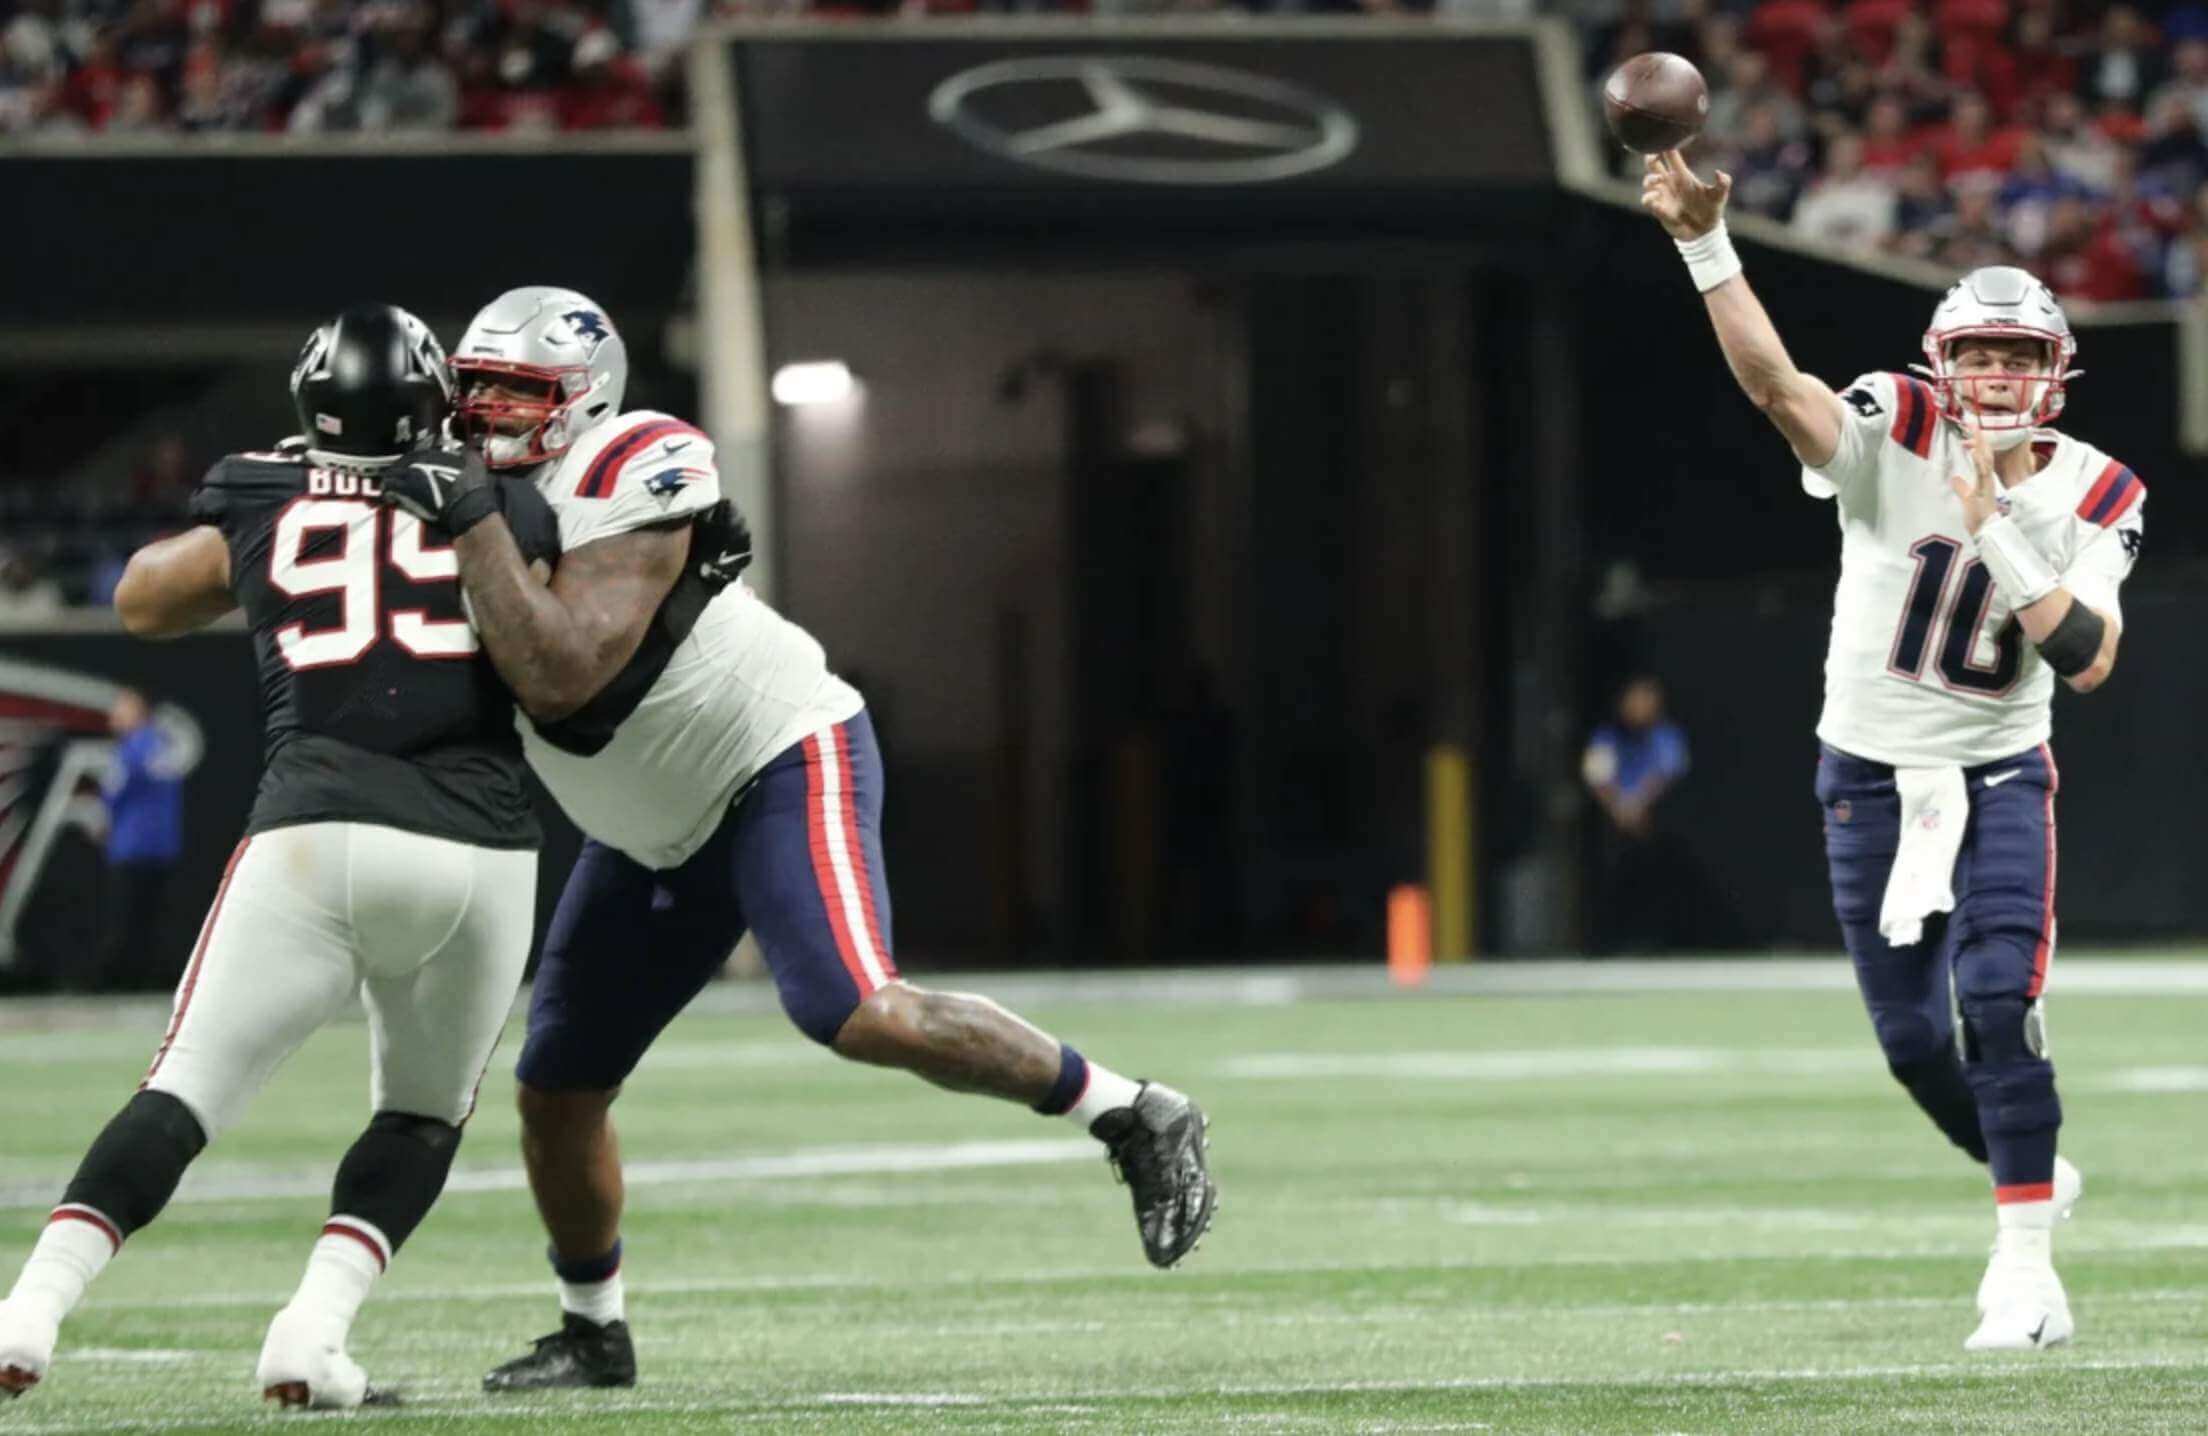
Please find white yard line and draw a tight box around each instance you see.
[1216,1047,1875,1081]
[4,960,2208,1047]
[0,1138,1092,1213]
[8,1357,2200,1436]
[79,1260,2208,1316]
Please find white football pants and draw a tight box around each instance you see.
[140,822,537,1139]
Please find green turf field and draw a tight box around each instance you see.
[3,962,2206,1433]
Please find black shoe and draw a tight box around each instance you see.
[482,1313,636,1392]
[1091,1081,1218,1269]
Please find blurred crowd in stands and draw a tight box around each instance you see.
[1587,0,2208,299]
[3,0,2206,613]
[0,1,692,135]
[0,433,194,618]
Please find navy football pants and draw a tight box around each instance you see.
[519,711,898,1092]
[1817,743,2062,1196]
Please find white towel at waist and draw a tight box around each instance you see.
[1878,765,1970,948]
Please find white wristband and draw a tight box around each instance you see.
[1972,513,2061,608]
[1675,221,1743,293]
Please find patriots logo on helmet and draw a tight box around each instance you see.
[563,310,611,356]
[0,661,203,972]
[643,469,694,500]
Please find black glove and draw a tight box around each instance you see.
[691,500,754,590]
[379,441,501,539]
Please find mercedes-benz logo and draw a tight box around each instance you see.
[927,56,1360,186]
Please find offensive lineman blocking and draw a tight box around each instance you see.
[1643,153,2140,1350]
[378,288,1218,1390]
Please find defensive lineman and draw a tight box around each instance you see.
[1643,153,2140,1350]
[0,307,561,1407]
[378,287,1218,1390]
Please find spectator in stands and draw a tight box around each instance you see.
[1890,149,1954,257]
[2140,91,2208,199]
[2042,90,2125,192]
[1873,8,1952,116]
[1859,93,1920,175]
[1793,128,1899,247]
[1708,50,1808,148]
[2148,39,2208,137]
[60,33,129,129]
[1997,133,2090,258]
[1930,91,2027,187]
[560,25,664,129]
[359,8,459,131]
[622,0,706,74]
[2164,186,2208,294]
[107,71,165,131]
[2039,192,2149,300]
[1930,180,2015,267]
[95,688,187,993]
[2076,5,2165,112]
[2102,147,2189,282]
[1724,101,1815,221]
[2007,9,2078,113]
[0,545,64,625]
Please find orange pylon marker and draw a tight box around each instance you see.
[1387,884,1432,987]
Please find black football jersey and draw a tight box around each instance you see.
[189,445,562,849]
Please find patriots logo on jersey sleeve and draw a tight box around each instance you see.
[1843,386,1885,419]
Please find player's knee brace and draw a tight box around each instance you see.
[60,1090,207,1239]
[329,1111,464,1256]
[1958,995,2062,1135]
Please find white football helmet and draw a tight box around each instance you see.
[451,286,628,469]
[1917,266,2079,452]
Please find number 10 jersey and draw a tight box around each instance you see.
[1804,371,2145,768]
[190,445,562,848]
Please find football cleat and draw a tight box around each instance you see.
[1091,1081,1218,1269]
[1977,1158,2083,1313]
[1966,1239,2074,1352]
[255,1305,374,1409]
[0,1298,57,1399]
[483,1313,636,1391]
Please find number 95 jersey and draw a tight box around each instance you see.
[190,445,563,849]
[1804,372,2145,768]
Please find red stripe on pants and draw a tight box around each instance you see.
[803,732,871,992]
[141,837,250,1088]
[833,724,895,983]
[2028,743,2059,999]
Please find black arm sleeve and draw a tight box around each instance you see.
[496,475,563,567]
[2036,601,2106,678]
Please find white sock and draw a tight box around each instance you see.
[1067,1063,1143,1130]
[286,1220,388,1337]
[8,1208,121,1325]
[1997,1200,2057,1235]
[559,1272,625,1326]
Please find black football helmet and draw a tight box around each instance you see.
[289,305,453,465]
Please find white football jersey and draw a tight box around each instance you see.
[519,409,862,868]
[1805,371,2143,768]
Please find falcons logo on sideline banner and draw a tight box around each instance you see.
[0,659,203,970]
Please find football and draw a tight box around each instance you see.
[1602,52,1709,154]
